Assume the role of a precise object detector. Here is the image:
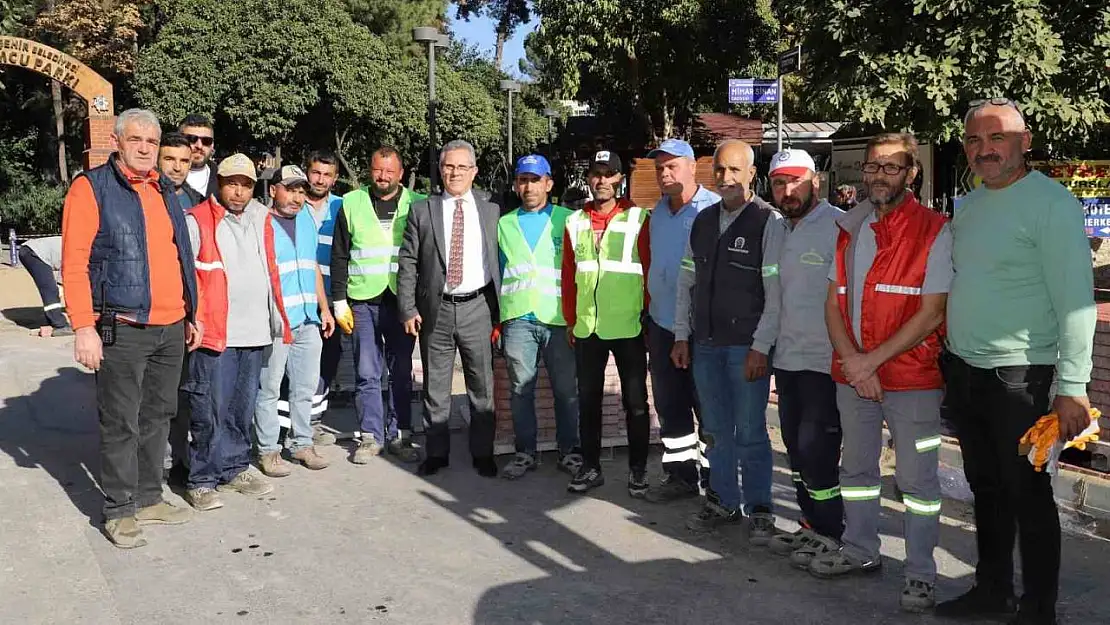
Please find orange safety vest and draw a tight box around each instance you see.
[831,194,947,391]
[188,198,291,352]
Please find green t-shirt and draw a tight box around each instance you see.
[947,170,1096,396]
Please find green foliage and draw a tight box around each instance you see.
[345,0,444,50]
[779,0,1110,151]
[0,177,66,234]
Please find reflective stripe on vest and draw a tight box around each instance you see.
[272,210,321,329]
[567,206,647,340]
[497,205,569,325]
[343,188,421,299]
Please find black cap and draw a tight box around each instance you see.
[588,149,622,175]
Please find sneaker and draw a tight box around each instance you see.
[312,424,337,446]
[770,527,817,555]
[387,438,422,463]
[644,474,698,503]
[186,487,224,511]
[556,450,584,475]
[935,586,1017,621]
[567,466,605,493]
[627,469,649,498]
[135,501,192,526]
[104,517,147,549]
[501,452,537,480]
[747,509,777,546]
[808,547,882,579]
[902,579,936,613]
[258,451,292,478]
[217,470,274,496]
[686,501,742,533]
[352,437,383,464]
[291,446,330,470]
[789,532,841,570]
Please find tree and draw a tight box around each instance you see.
[344,0,445,51]
[530,0,780,142]
[32,0,147,79]
[454,0,530,72]
[779,0,1110,152]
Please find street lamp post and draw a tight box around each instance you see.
[500,80,521,172]
[413,27,449,192]
[543,106,559,147]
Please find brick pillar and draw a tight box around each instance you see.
[83,114,115,169]
[492,352,660,456]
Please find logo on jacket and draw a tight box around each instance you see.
[800,249,826,266]
[728,236,749,253]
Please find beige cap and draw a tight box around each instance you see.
[216,153,257,181]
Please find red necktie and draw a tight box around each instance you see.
[446,198,465,290]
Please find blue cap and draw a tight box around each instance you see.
[515,154,552,177]
[647,138,695,159]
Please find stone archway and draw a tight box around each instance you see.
[0,36,115,169]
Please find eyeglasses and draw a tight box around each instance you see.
[184,134,214,147]
[965,97,1025,125]
[861,162,911,175]
[442,164,474,173]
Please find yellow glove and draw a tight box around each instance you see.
[334,299,355,335]
[1019,409,1101,473]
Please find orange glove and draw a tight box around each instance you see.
[1019,409,1101,472]
[490,324,502,351]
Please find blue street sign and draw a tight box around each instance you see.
[728,79,779,104]
[1083,198,1110,237]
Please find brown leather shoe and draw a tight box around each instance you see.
[258,451,292,478]
[135,501,192,525]
[104,517,147,549]
[292,446,330,470]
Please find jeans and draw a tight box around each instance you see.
[502,317,579,455]
[184,346,265,490]
[692,343,772,513]
[97,321,185,519]
[256,324,323,454]
[942,354,1059,617]
[575,333,650,472]
[18,246,68,328]
[353,294,415,444]
[647,319,700,485]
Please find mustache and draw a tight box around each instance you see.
[975,154,1001,164]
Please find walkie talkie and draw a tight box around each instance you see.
[96,281,117,346]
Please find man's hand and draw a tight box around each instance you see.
[566,330,575,347]
[404,314,422,337]
[745,349,769,381]
[490,324,502,348]
[1054,394,1093,442]
[185,321,204,351]
[839,351,878,386]
[671,340,691,369]
[320,308,336,339]
[853,373,885,402]
[75,327,103,371]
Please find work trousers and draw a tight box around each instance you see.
[647,319,702,486]
[575,333,650,473]
[353,293,415,444]
[18,246,67,328]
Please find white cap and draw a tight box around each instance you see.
[769,149,816,178]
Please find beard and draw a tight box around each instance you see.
[865,176,907,206]
[778,186,814,219]
[306,185,328,200]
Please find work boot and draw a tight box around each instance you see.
[352,437,383,464]
[217,470,274,496]
[901,579,937,614]
[135,501,192,526]
[312,424,337,446]
[644,474,698,503]
[186,487,224,511]
[258,452,292,478]
[291,446,330,470]
[935,586,1017,621]
[747,508,777,546]
[387,438,422,463]
[686,501,742,533]
[104,517,147,549]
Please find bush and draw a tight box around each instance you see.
[0,176,67,235]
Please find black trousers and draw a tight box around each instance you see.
[18,246,68,328]
[942,354,1059,618]
[575,333,650,472]
[774,369,844,540]
[647,319,700,485]
[97,321,185,519]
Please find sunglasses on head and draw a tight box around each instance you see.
[184,134,214,147]
[965,97,1026,124]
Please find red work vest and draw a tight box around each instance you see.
[188,198,290,352]
[831,195,947,391]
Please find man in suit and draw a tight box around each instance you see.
[397,140,502,477]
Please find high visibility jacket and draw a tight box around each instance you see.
[189,198,291,352]
[831,195,947,391]
[497,205,570,325]
[566,205,647,340]
[310,193,342,295]
[272,209,322,329]
[344,187,425,299]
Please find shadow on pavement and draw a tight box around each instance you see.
[1,306,45,330]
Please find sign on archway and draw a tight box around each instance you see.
[0,36,115,168]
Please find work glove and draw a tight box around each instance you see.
[491,323,503,355]
[1018,409,1101,474]
[334,299,355,335]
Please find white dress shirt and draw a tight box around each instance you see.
[441,190,490,294]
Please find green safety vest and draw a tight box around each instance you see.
[497,205,570,325]
[567,205,647,340]
[344,187,426,299]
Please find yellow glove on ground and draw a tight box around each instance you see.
[334,299,355,335]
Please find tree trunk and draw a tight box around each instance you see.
[51,80,68,183]
[334,128,358,188]
[493,28,508,71]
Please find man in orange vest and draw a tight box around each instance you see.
[808,133,951,615]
